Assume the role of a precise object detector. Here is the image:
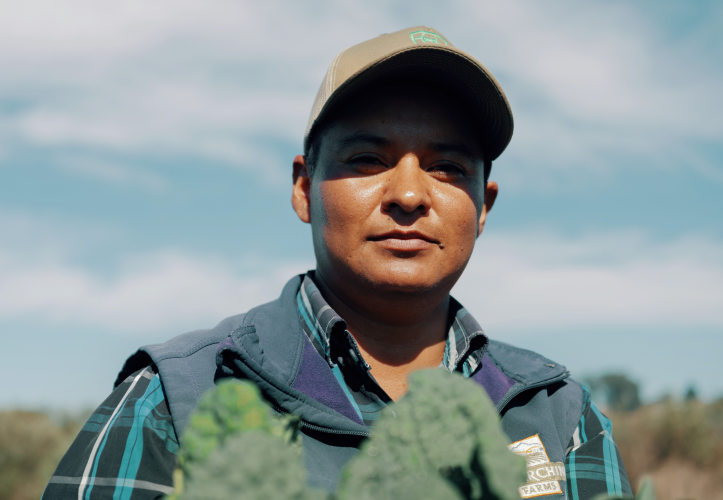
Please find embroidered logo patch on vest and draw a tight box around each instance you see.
[508,434,566,498]
[409,31,449,45]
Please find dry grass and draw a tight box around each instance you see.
[0,410,83,500]
[610,399,723,500]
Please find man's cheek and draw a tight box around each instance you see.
[309,181,330,226]
[435,189,479,224]
[319,179,380,228]
[349,182,384,206]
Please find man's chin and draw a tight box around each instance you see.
[358,266,454,296]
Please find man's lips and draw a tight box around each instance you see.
[368,231,439,252]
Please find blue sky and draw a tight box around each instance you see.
[1,0,721,408]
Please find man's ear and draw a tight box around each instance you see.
[477,181,499,237]
[292,154,312,224]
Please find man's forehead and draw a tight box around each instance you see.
[334,131,481,162]
[325,85,484,158]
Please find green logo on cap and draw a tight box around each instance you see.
[409,31,449,46]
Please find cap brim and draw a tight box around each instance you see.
[306,46,513,162]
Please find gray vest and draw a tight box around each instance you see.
[116,275,584,495]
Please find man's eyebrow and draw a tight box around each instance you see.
[335,134,483,163]
[428,142,482,163]
[336,133,392,152]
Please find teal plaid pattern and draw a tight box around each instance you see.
[42,366,178,499]
[296,272,488,426]
[565,386,632,499]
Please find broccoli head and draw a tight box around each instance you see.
[337,370,526,500]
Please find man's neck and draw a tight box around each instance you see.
[314,271,450,401]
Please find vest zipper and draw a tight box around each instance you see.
[300,421,371,437]
[273,406,372,437]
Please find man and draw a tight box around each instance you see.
[44,26,631,499]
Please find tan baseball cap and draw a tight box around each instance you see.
[304,26,513,161]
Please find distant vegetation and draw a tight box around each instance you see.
[1,376,721,500]
[584,373,642,412]
[610,398,723,500]
[0,410,85,500]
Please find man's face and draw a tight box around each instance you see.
[293,83,493,297]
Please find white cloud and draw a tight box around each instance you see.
[0,0,720,189]
[0,208,312,335]
[471,1,722,132]
[0,251,312,333]
[0,211,118,261]
[453,230,723,330]
[57,156,169,192]
[0,211,720,334]
[446,1,723,186]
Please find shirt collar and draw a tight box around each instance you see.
[298,272,346,363]
[442,299,489,377]
[297,271,488,377]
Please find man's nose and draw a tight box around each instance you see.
[381,154,432,215]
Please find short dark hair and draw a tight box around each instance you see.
[303,120,327,179]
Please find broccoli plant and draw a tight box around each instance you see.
[174,378,319,500]
[172,371,656,500]
[179,430,323,500]
[174,370,525,500]
[177,378,297,469]
[337,370,526,500]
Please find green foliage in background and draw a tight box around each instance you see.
[584,374,641,413]
[174,370,527,500]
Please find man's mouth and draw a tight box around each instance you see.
[368,231,439,252]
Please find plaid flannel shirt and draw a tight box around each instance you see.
[44,272,631,499]
[43,366,177,499]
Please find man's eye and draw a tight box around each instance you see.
[349,155,387,169]
[429,163,466,178]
